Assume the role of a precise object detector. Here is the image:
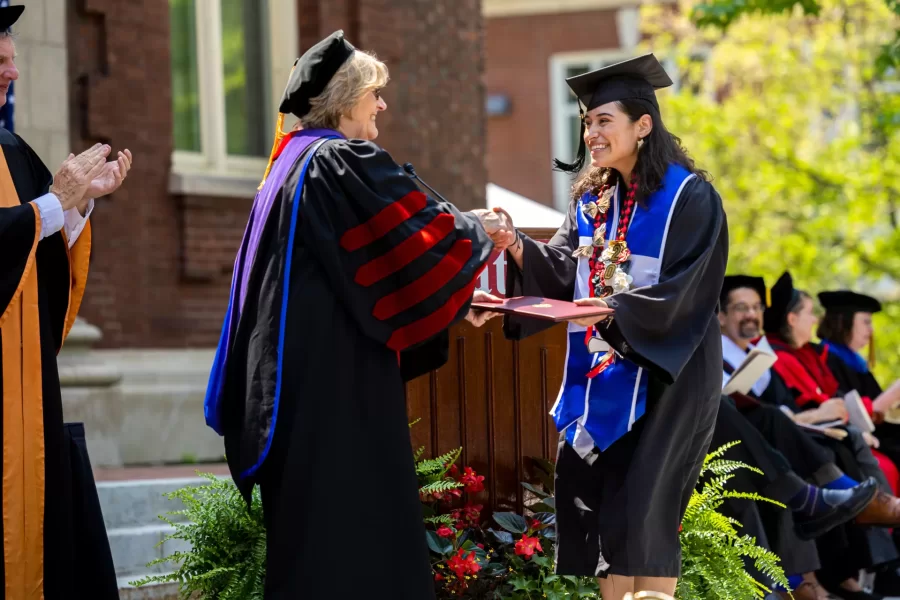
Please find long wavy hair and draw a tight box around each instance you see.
[555,98,709,202]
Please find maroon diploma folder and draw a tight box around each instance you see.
[470,296,614,323]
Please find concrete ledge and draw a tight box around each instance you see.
[62,349,222,467]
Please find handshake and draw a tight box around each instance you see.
[472,207,518,252]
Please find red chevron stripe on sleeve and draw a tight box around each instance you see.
[372,239,473,321]
[386,277,478,351]
[340,191,428,252]
[353,212,455,287]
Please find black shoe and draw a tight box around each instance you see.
[794,476,879,540]
[873,568,900,595]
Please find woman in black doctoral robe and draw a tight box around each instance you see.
[204,32,496,599]
[818,290,900,470]
[498,54,727,598]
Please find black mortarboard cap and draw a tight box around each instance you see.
[565,53,673,114]
[278,30,355,118]
[0,5,24,32]
[763,271,798,334]
[554,54,673,174]
[721,275,767,308]
[818,290,882,314]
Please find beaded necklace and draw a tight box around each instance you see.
[573,171,639,378]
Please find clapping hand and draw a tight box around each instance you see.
[466,290,503,327]
[50,144,110,212]
[85,148,132,201]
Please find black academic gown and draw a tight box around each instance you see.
[504,176,728,577]
[826,352,900,469]
[764,367,900,584]
[220,139,492,599]
[0,129,118,599]
[713,397,821,579]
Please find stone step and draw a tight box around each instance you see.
[117,578,180,600]
[97,476,205,530]
[107,523,191,577]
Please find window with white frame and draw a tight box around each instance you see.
[549,51,711,209]
[169,0,298,196]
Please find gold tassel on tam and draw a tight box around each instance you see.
[258,112,288,191]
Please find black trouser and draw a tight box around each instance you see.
[741,403,842,486]
[713,398,821,577]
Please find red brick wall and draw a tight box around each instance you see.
[67,0,486,349]
[485,10,620,207]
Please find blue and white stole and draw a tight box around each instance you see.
[550,164,696,457]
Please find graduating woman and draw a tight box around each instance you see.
[500,54,728,599]
[204,32,497,599]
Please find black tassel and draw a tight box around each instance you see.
[553,111,586,174]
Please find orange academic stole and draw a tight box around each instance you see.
[0,149,91,599]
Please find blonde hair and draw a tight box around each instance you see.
[301,50,389,130]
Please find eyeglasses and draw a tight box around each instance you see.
[729,303,764,316]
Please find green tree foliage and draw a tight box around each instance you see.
[690,0,900,70]
[642,0,900,383]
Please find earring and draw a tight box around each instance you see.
[637,138,645,151]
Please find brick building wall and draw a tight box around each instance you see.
[485,9,622,207]
[67,0,486,349]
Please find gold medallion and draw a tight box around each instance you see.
[572,245,593,258]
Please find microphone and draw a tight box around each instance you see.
[403,162,450,204]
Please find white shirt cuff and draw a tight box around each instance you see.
[34,193,64,240]
[64,198,93,248]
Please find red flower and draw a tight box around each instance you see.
[463,503,483,521]
[679,523,683,532]
[434,573,444,581]
[447,548,481,578]
[437,526,454,538]
[514,535,543,559]
[476,543,484,549]
[460,467,485,494]
[529,518,543,531]
[447,464,459,477]
[448,487,463,499]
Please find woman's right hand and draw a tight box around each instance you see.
[572,297,610,327]
[817,398,849,423]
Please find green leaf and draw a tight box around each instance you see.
[487,528,515,545]
[529,498,556,513]
[493,512,528,533]
[531,512,556,525]
[425,530,452,555]
[521,482,551,499]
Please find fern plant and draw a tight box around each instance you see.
[129,473,266,600]
[677,441,790,600]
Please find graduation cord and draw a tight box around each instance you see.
[584,172,639,379]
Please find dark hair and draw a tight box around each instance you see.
[557,99,710,202]
[817,311,854,345]
[781,290,812,346]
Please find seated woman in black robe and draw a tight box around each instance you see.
[498,55,728,599]
[818,290,900,471]
[204,31,499,599]
[764,273,900,599]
